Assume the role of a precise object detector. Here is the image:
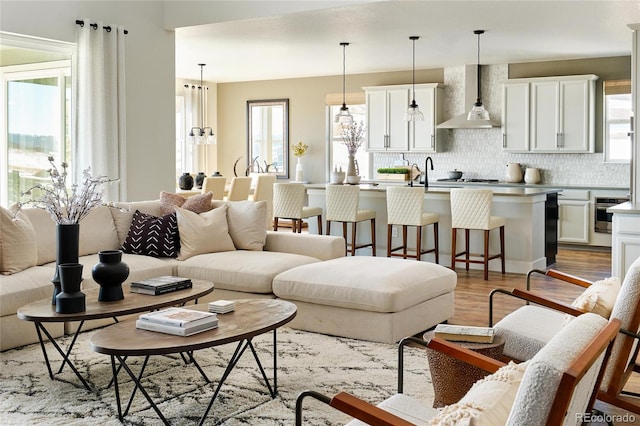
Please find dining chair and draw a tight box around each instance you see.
[226,176,252,201]
[450,188,505,280]
[272,183,322,234]
[201,176,226,200]
[251,174,276,228]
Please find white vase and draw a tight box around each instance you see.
[295,157,304,182]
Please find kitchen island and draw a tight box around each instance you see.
[306,183,561,274]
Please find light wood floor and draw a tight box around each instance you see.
[448,247,639,424]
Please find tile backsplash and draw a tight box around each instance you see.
[374,64,630,187]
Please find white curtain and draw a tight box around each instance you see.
[184,83,210,172]
[74,19,126,201]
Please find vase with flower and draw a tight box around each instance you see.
[17,157,117,309]
[291,141,309,182]
[341,121,365,184]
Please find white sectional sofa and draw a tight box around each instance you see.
[0,198,345,351]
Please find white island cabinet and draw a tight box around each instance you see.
[610,203,640,281]
[305,183,559,274]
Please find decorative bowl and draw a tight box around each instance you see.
[346,175,361,185]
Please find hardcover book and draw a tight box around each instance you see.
[139,307,217,328]
[135,319,218,336]
[130,280,192,295]
[131,276,192,289]
[433,324,495,343]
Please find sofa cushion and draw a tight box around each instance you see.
[160,191,214,216]
[78,206,120,256]
[0,206,37,275]
[110,207,136,246]
[0,266,57,316]
[214,200,267,251]
[175,205,236,260]
[21,207,56,265]
[122,210,179,258]
[177,250,320,294]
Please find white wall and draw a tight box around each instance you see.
[1,1,176,201]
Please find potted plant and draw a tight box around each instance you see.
[376,167,411,181]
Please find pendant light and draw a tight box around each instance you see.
[405,36,424,121]
[189,63,216,144]
[467,30,490,121]
[334,42,353,124]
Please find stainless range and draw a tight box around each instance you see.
[595,196,630,233]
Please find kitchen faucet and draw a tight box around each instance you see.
[424,156,434,189]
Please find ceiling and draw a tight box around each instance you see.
[175,0,640,83]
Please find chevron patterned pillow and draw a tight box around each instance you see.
[121,210,179,257]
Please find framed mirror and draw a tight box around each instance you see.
[247,99,289,178]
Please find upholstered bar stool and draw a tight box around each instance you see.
[326,185,376,256]
[226,176,252,201]
[450,188,505,280]
[386,186,439,262]
[272,183,322,234]
[201,176,226,200]
[251,174,276,229]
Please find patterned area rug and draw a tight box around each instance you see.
[0,327,433,425]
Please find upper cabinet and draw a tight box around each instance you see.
[364,83,445,152]
[502,75,598,153]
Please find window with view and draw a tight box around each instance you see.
[328,103,370,180]
[603,80,632,163]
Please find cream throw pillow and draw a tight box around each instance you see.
[429,361,527,426]
[175,205,235,260]
[225,200,267,251]
[570,276,621,318]
[0,206,38,275]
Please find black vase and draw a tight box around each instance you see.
[56,263,86,314]
[51,224,80,305]
[195,172,206,189]
[92,250,129,302]
[179,172,194,190]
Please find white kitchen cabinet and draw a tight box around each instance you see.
[558,189,590,244]
[501,75,597,153]
[410,84,445,152]
[502,82,530,152]
[365,86,410,151]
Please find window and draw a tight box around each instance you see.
[327,103,371,179]
[603,80,632,163]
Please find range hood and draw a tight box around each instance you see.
[437,64,500,129]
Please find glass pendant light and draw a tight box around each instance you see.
[467,30,490,121]
[405,36,424,121]
[334,42,353,124]
[188,63,216,144]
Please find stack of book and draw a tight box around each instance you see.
[208,300,235,314]
[136,307,218,336]
[130,276,193,295]
[433,324,495,343]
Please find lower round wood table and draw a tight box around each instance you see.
[423,330,505,408]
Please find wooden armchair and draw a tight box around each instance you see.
[296,314,621,425]
[489,255,640,414]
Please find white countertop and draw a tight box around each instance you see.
[608,201,640,215]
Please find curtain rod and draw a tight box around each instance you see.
[75,20,128,35]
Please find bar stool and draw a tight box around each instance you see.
[201,176,226,200]
[386,186,439,262]
[251,174,276,229]
[273,183,322,234]
[450,188,505,280]
[326,185,376,256]
[226,176,252,201]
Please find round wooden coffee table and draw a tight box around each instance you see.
[90,298,297,426]
[423,330,505,408]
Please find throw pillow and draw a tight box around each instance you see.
[223,200,268,250]
[429,361,528,426]
[175,205,236,260]
[0,206,37,275]
[122,210,179,258]
[159,191,214,216]
[570,276,621,318]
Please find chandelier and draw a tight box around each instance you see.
[189,63,216,144]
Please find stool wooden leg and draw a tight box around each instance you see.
[402,225,408,258]
[326,220,332,236]
[387,225,392,257]
[434,222,439,264]
[416,225,422,261]
[298,219,304,233]
[451,228,457,270]
[465,229,470,271]
[483,229,490,280]
[273,217,279,231]
[317,215,323,235]
[351,222,357,256]
[370,218,376,256]
[500,226,505,274]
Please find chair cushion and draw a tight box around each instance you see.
[175,205,235,260]
[570,276,621,318]
[301,206,322,219]
[430,361,528,426]
[0,206,37,275]
[355,209,376,222]
[345,394,439,426]
[122,210,179,258]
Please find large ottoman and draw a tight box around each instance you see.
[272,257,457,343]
